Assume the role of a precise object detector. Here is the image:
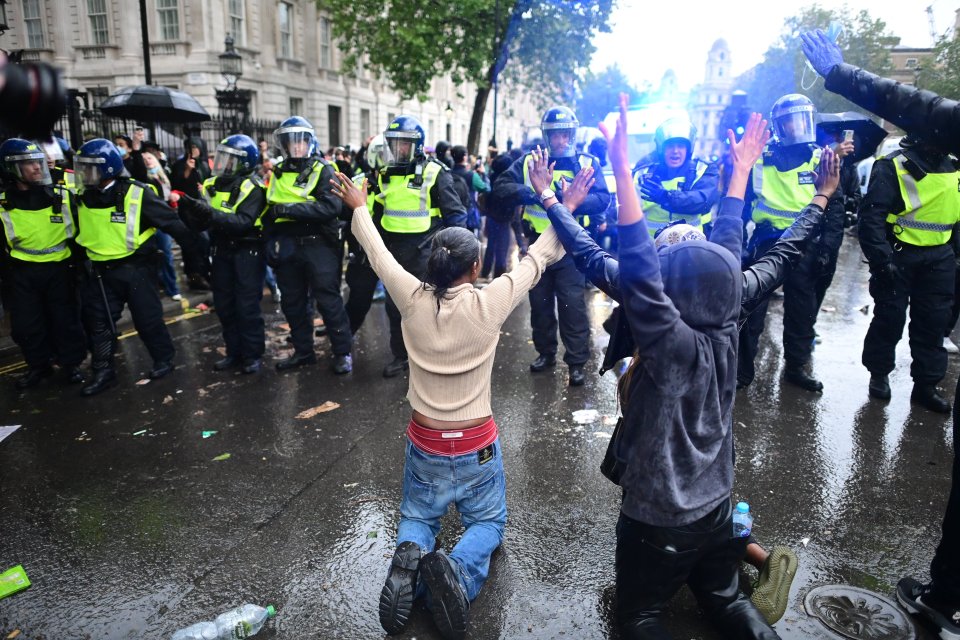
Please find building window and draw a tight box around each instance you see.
[279,2,293,58]
[360,108,371,142]
[87,0,110,45]
[228,0,245,46]
[156,0,180,41]
[319,17,331,69]
[905,58,919,69]
[289,97,303,115]
[328,105,341,146]
[22,0,44,48]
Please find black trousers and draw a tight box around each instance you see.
[615,501,779,640]
[529,253,590,366]
[82,258,175,370]
[481,217,512,278]
[274,238,352,357]
[944,261,960,338]
[210,241,266,361]
[383,233,429,360]
[8,260,86,369]
[344,235,380,334]
[931,376,960,603]
[862,244,955,384]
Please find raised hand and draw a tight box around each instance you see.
[561,166,596,213]
[800,29,843,77]
[814,145,841,199]
[528,145,556,196]
[724,112,770,201]
[330,171,368,210]
[599,92,642,224]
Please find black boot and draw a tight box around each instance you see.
[868,374,891,400]
[332,354,353,375]
[81,369,116,397]
[569,365,586,386]
[379,541,421,635]
[911,384,951,414]
[276,352,317,371]
[149,361,175,380]
[530,354,556,372]
[64,366,85,384]
[15,366,53,390]
[420,551,469,640]
[784,364,823,392]
[382,356,409,378]
[241,358,262,374]
[213,356,240,371]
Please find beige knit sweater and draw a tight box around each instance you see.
[351,205,566,421]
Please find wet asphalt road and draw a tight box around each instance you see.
[0,235,954,640]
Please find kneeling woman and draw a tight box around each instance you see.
[331,153,584,640]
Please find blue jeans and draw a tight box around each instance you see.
[397,437,507,602]
[155,231,180,296]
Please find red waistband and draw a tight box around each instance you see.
[406,417,498,456]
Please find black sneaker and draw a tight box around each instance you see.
[569,365,586,386]
[383,356,409,378]
[213,356,240,371]
[331,354,353,375]
[379,541,421,635]
[784,365,823,392]
[421,551,469,640]
[529,354,556,372]
[896,577,960,640]
[15,366,53,390]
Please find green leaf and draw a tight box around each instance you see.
[212,453,231,461]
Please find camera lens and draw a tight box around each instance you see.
[0,60,66,138]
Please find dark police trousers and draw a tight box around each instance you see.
[82,256,175,370]
[862,242,955,385]
[8,260,86,369]
[344,233,379,334]
[616,500,780,640]
[273,236,352,357]
[529,253,590,366]
[383,232,430,360]
[930,377,960,603]
[210,240,266,362]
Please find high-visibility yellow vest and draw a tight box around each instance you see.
[204,176,265,230]
[886,155,960,246]
[75,183,155,261]
[375,162,443,234]
[521,153,594,233]
[266,159,326,224]
[638,160,710,237]
[751,148,822,231]
[0,189,74,262]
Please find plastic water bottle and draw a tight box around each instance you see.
[733,502,753,538]
[171,604,276,640]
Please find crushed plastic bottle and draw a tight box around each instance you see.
[733,502,753,538]
[171,604,276,640]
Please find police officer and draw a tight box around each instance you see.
[178,134,268,374]
[263,116,353,374]
[342,134,384,334]
[634,118,719,237]
[0,138,86,389]
[493,106,611,386]
[73,138,197,396]
[374,115,466,377]
[738,94,841,392]
[859,134,960,413]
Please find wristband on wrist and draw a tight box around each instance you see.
[814,192,830,199]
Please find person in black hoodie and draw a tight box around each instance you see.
[602,94,826,639]
[178,134,267,374]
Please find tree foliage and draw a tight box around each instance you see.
[316,0,614,152]
[574,65,642,129]
[741,6,895,118]
[918,33,960,101]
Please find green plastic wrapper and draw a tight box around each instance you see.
[0,565,30,600]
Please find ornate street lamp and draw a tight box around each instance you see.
[219,35,243,90]
[216,35,251,134]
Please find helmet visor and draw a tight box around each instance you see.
[274,127,314,159]
[383,132,418,167]
[367,135,385,171]
[213,146,247,177]
[74,156,106,188]
[8,152,52,186]
[774,110,816,146]
[543,127,576,158]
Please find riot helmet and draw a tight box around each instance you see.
[771,94,816,147]
[212,134,259,178]
[541,106,579,158]
[654,118,696,167]
[274,116,317,161]
[0,138,52,186]
[74,138,125,190]
[366,134,386,172]
[382,115,425,168]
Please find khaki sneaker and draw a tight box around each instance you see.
[750,546,798,624]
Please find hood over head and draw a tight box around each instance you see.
[657,240,741,336]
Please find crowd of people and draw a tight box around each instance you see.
[0,28,958,640]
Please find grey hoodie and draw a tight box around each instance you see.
[617,218,741,527]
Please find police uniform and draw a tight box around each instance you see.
[493,149,610,378]
[859,144,960,411]
[635,156,718,237]
[374,157,466,369]
[200,173,268,369]
[75,176,197,393]
[0,180,86,386]
[343,171,380,334]
[264,155,353,368]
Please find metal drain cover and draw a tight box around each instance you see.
[804,585,915,640]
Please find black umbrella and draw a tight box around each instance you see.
[99,85,210,123]
[815,112,888,164]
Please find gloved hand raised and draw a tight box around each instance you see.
[800,30,844,77]
[638,179,667,204]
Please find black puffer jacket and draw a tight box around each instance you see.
[825,63,960,157]
[545,197,824,374]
